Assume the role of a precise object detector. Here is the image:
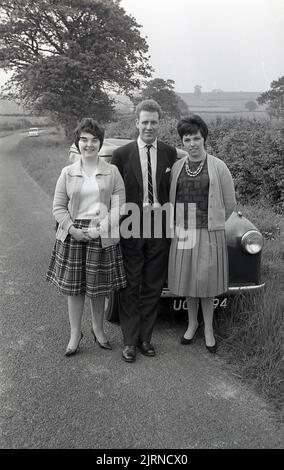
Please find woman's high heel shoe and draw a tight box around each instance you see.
[65,332,83,357]
[180,324,199,345]
[206,342,218,354]
[91,329,112,350]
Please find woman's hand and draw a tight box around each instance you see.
[69,226,92,242]
[84,224,101,239]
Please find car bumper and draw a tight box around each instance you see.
[161,283,265,298]
[227,284,265,294]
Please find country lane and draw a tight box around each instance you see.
[0,133,282,449]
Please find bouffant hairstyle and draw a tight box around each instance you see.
[177,115,208,142]
[74,117,105,151]
[135,99,163,120]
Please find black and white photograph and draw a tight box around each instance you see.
[0,0,283,452]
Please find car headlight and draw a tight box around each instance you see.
[241,230,264,254]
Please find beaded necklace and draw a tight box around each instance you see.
[185,154,207,177]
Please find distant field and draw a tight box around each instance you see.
[0,115,51,125]
[189,110,268,121]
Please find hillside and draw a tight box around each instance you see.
[177,91,265,112]
[0,99,27,115]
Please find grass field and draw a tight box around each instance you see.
[0,114,54,134]
[190,110,268,121]
[8,128,284,414]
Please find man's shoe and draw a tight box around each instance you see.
[139,341,156,357]
[122,345,136,363]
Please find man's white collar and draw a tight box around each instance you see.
[137,136,157,149]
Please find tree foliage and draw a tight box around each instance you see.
[133,78,188,119]
[245,101,258,112]
[207,118,284,210]
[257,76,284,120]
[0,0,152,135]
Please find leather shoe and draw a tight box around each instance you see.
[206,342,218,354]
[180,324,199,345]
[180,336,195,345]
[139,341,156,357]
[91,329,112,350]
[122,345,136,363]
[65,332,83,357]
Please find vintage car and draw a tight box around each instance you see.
[28,127,40,137]
[97,139,265,319]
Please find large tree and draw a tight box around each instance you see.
[135,78,188,119]
[0,0,152,134]
[257,76,284,120]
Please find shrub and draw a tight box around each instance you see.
[207,118,284,211]
[105,114,136,139]
[106,115,284,211]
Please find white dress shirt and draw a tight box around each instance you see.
[137,136,159,207]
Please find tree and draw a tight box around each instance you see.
[245,101,258,112]
[257,76,284,120]
[135,78,188,119]
[0,0,152,135]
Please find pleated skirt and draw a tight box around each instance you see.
[168,228,228,298]
[46,219,127,298]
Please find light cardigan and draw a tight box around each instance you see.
[53,158,125,248]
[170,154,236,231]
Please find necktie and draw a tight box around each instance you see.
[146,145,154,205]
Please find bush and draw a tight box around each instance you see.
[106,115,284,211]
[105,114,137,139]
[207,118,284,211]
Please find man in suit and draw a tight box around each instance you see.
[112,99,177,362]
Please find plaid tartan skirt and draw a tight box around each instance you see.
[46,220,127,298]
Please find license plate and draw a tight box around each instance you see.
[173,297,228,311]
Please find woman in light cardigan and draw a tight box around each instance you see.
[168,115,236,353]
[47,118,126,356]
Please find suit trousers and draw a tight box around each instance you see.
[118,235,170,345]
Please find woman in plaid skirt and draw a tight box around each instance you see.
[47,118,126,356]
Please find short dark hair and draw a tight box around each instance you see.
[74,117,105,150]
[177,115,208,142]
[135,99,163,120]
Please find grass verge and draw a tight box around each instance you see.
[216,287,284,415]
[18,129,69,197]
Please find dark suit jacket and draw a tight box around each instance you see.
[111,140,177,210]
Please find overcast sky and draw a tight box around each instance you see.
[121,0,284,92]
[0,0,283,93]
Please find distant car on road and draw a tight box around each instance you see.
[96,138,265,320]
[28,127,39,137]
